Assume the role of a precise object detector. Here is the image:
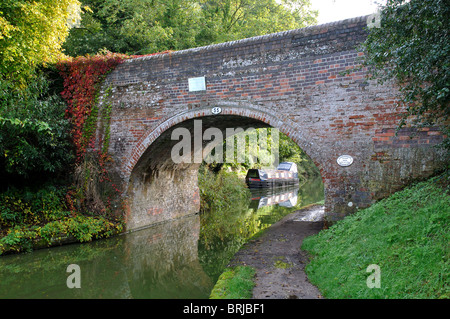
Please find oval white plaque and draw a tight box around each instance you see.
[337,155,354,167]
[211,107,222,115]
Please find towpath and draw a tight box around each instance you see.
[228,204,325,299]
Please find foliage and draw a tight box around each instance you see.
[302,173,450,299]
[56,52,127,162]
[62,0,317,56]
[57,52,149,217]
[70,153,120,217]
[198,0,317,45]
[209,266,255,299]
[0,215,123,255]
[198,166,250,212]
[205,128,276,173]
[273,256,294,269]
[0,184,124,255]
[0,226,39,254]
[0,72,74,182]
[0,185,70,229]
[40,215,121,243]
[205,129,320,180]
[0,0,81,87]
[363,0,449,148]
[278,132,320,179]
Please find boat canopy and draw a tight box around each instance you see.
[276,162,298,173]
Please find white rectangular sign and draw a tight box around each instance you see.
[188,77,206,92]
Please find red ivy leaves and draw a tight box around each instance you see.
[56,53,127,162]
[56,51,171,216]
[56,51,172,162]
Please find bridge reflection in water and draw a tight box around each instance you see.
[0,177,323,299]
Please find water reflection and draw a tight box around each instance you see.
[249,185,300,209]
[198,176,324,283]
[0,214,212,299]
[0,176,323,299]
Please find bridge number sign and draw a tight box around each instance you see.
[337,155,353,167]
[211,107,222,115]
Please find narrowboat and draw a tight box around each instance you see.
[245,162,299,188]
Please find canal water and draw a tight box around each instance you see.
[0,176,323,299]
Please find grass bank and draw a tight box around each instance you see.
[302,173,449,299]
[209,266,256,299]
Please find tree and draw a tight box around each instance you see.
[363,0,449,149]
[0,1,81,183]
[197,0,317,45]
[0,0,81,87]
[62,0,317,56]
[63,0,203,56]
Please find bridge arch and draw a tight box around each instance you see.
[122,103,326,231]
[125,103,323,177]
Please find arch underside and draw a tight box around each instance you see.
[124,111,324,231]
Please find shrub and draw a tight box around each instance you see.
[0,72,74,183]
[0,186,70,229]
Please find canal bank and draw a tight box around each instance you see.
[225,204,325,299]
[0,176,324,298]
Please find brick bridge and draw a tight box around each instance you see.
[98,15,445,231]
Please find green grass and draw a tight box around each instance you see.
[302,173,450,299]
[209,266,256,299]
